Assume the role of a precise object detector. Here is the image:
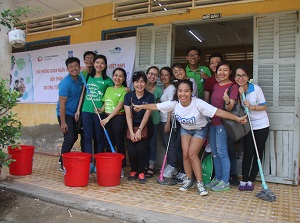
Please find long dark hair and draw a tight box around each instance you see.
[90,55,108,79]
[113,68,127,87]
[173,79,193,101]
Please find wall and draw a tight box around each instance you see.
[14,0,300,154]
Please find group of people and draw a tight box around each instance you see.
[56,46,270,197]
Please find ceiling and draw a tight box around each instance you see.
[14,0,253,50]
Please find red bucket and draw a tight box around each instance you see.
[62,152,91,187]
[94,152,124,187]
[8,145,35,176]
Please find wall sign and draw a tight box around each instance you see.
[203,13,221,20]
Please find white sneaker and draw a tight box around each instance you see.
[196,181,208,196]
[162,164,171,174]
[121,169,124,178]
[163,166,177,178]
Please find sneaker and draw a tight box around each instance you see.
[245,181,254,191]
[205,178,219,190]
[230,174,239,186]
[138,173,146,184]
[163,166,177,178]
[121,169,124,178]
[179,177,194,191]
[173,171,186,184]
[128,171,137,181]
[238,181,247,191]
[90,163,95,173]
[59,165,63,172]
[162,164,171,174]
[196,181,208,196]
[212,180,230,192]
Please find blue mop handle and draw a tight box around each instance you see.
[79,72,116,153]
[242,93,268,189]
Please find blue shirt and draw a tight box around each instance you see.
[56,74,83,117]
[124,90,154,126]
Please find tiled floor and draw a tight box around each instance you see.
[3,154,300,223]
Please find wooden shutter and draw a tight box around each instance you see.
[135,24,173,71]
[254,11,300,185]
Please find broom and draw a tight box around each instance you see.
[242,93,276,202]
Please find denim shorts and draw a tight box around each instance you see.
[180,125,208,139]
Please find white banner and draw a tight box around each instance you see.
[10,37,136,103]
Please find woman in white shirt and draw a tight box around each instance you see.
[133,79,247,196]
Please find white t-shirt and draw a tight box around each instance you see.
[160,84,176,122]
[245,83,269,130]
[157,97,217,130]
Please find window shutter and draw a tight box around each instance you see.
[135,24,172,71]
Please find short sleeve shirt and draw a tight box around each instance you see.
[102,86,127,114]
[151,86,163,125]
[160,84,176,122]
[124,90,154,126]
[56,74,83,117]
[204,75,218,100]
[157,97,217,130]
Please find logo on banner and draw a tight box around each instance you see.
[109,47,121,54]
[68,51,74,58]
[38,56,43,62]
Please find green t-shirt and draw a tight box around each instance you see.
[102,86,127,114]
[186,65,211,99]
[151,86,163,125]
[82,76,114,113]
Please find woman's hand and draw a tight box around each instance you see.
[134,128,142,142]
[238,86,245,94]
[223,88,230,104]
[132,103,142,112]
[164,122,170,133]
[243,99,250,108]
[100,117,109,127]
[75,111,80,122]
[236,114,248,124]
[96,107,104,114]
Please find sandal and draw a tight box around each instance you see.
[145,168,154,178]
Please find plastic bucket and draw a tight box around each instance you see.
[8,145,35,176]
[62,152,91,187]
[94,152,124,187]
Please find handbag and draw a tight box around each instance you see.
[222,84,250,142]
[126,126,148,140]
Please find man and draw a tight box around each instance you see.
[185,46,211,99]
[79,51,96,152]
[56,57,83,171]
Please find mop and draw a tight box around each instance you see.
[242,93,276,202]
[157,113,177,186]
[79,72,116,153]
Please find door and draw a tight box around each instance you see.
[253,11,300,185]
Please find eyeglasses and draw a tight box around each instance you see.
[187,53,199,58]
[235,74,248,79]
[147,72,158,77]
[68,64,80,69]
[172,68,184,75]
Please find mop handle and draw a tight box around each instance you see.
[242,93,268,189]
[79,72,116,153]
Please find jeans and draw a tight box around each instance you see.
[209,125,230,183]
[242,127,269,182]
[148,123,159,167]
[58,115,78,164]
[161,122,177,167]
[105,114,127,167]
[82,112,105,161]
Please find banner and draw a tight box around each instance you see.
[10,37,136,103]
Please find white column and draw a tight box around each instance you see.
[0,0,15,82]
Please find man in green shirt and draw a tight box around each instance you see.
[185,46,211,99]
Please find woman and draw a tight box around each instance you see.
[206,60,238,192]
[159,67,177,178]
[133,79,247,196]
[124,71,154,184]
[145,66,163,178]
[234,64,270,191]
[100,68,128,177]
[76,54,114,173]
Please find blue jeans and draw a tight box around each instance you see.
[148,123,159,166]
[82,112,105,160]
[209,125,230,183]
[58,115,78,164]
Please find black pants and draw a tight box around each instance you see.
[242,127,269,182]
[58,115,78,165]
[105,114,127,167]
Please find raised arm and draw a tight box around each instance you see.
[132,103,158,112]
[215,109,247,124]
